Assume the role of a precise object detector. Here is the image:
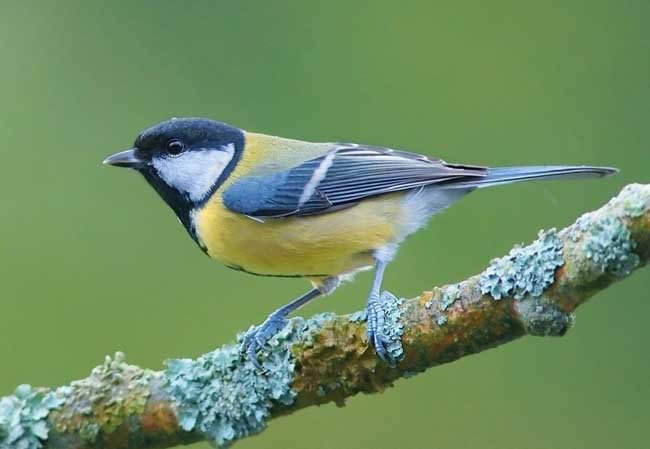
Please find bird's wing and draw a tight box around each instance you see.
[222,144,487,218]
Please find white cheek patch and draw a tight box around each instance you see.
[153,143,235,202]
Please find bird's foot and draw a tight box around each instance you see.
[242,311,289,370]
[366,291,389,361]
[365,290,405,366]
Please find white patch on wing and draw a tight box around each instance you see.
[298,150,337,206]
[153,144,235,202]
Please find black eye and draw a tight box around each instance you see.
[166,139,185,156]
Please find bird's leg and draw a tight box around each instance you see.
[244,277,339,369]
[243,288,320,369]
[365,258,391,361]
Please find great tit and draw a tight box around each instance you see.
[104,117,616,367]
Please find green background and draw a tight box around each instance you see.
[1,1,648,448]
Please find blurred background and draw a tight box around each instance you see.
[1,1,648,448]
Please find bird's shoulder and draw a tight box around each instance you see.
[233,132,456,181]
[227,132,334,182]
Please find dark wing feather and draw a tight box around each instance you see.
[223,145,487,218]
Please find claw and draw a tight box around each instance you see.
[369,329,389,360]
[240,286,327,370]
[242,313,289,370]
[366,293,390,361]
[245,334,264,371]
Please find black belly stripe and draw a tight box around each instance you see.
[225,264,330,278]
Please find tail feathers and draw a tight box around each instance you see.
[445,165,618,189]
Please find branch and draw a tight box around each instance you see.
[2,183,648,449]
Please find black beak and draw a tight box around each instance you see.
[103,148,146,169]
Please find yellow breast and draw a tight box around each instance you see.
[193,193,404,277]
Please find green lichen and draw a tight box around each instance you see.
[298,312,337,347]
[51,352,153,443]
[314,381,343,399]
[479,228,564,300]
[347,310,367,323]
[440,284,461,310]
[164,313,335,447]
[619,194,646,218]
[514,298,576,337]
[0,384,64,449]
[78,422,102,443]
[610,184,648,218]
[569,212,594,242]
[583,216,639,276]
[377,291,405,366]
[436,315,448,326]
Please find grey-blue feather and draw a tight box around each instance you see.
[222,143,617,218]
[443,165,618,189]
[222,160,332,216]
[222,145,486,217]
[222,171,305,217]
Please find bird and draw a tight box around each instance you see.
[103,117,617,368]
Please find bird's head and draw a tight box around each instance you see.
[104,117,244,216]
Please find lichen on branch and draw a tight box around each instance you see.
[1,183,648,449]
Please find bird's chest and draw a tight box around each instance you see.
[190,196,403,277]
